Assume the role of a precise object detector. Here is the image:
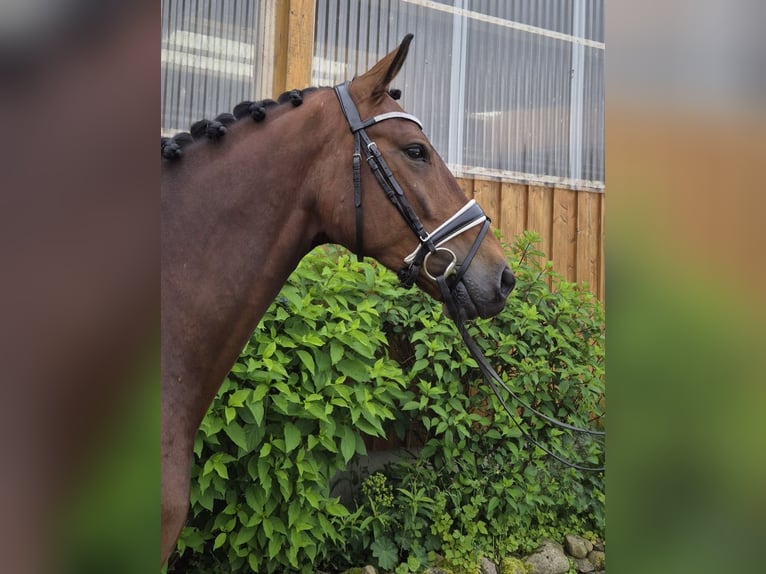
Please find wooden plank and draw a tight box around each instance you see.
[270,0,290,98]
[552,187,578,283]
[285,0,316,90]
[473,179,501,233]
[270,0,316,97]
[455,177,475,200]
[527,185,553,261]
[576,190,600,292]
[599,193,605,301]
[499,183,528,247]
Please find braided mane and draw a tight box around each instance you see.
[161,87,402,161]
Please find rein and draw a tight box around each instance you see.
[334,82,604,472]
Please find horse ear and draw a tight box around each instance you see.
[352,33,413,102]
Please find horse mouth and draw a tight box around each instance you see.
[442,281,506,322]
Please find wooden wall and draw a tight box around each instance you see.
[458,178,605,300]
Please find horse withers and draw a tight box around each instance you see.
[161,34,514,564]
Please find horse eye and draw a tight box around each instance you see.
[404,144,427,161]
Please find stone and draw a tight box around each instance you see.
[573,557,595,573]
[480,557,498,574]
[592,538,604,552]
[524,539,570,574]
[587,550,605,570]
[564,534,590,559]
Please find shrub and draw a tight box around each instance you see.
[169,232,605,573]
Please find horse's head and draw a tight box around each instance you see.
[312,34,514,320]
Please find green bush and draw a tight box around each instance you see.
[169,232,605,573]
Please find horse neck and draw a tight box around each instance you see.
[162,95,336,428]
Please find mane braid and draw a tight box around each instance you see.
[161,131,193,161]
[162,87,323,162]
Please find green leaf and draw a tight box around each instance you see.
[248,401,265,426]
[251,384,269,402]
[411,358,429,374]
[330,341,344,365]
[212,532,226,550]
[371,536,399,570]
[224,423,248,451]
[224,406,236,425]
[227,388,250,407]
[296,350,316,374]
[304,488,321,509]
[338,358,369,381]
[235,526,255,546]
[257,458,272,496]
[268,535,282,559]
[325,501,349,517]
[213,460,228,479]
[339,426,357,463]
[284,422,301,453]
[305,401,329,422]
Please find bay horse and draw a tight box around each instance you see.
[161,34,515,564]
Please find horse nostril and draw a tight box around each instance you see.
[499,266,515,297]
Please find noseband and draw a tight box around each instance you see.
[334,81,491,293]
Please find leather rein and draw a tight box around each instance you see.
[334,82,604,472]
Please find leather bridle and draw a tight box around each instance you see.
[334,81,491,294]
[334,81,604,472]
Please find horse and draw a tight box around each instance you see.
[161,34,515,564]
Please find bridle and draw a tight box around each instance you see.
[334,82,490,292]
[334,81,604,472]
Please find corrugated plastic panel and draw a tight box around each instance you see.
[313,0,604,188]
[161,0,269,135]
